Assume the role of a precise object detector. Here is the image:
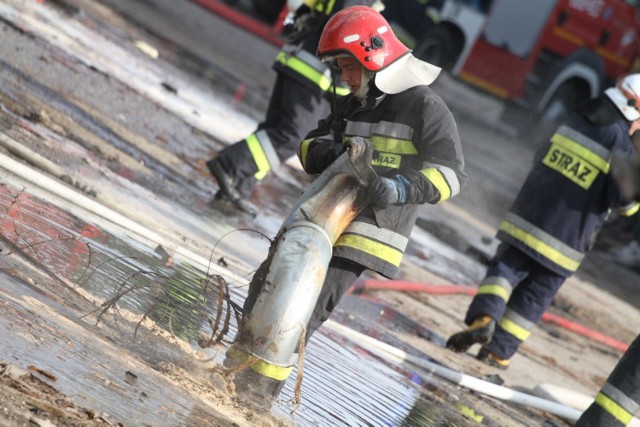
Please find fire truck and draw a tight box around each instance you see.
[400,0,640,137]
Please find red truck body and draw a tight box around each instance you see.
[408,0,640,135]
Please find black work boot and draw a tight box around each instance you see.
[476,346,510,370]
[233,368,286,410]
[207,159,258,216]
[446,316,496,353]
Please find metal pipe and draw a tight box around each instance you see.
[234,220,333,367]
[325,319,584,423]
[227,148,376,396]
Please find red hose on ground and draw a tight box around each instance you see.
[351,280,477,296]
[189,0,284,47]
[351,279,629,353]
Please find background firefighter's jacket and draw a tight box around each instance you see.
[298,85,466,278]
[498,96,640,277]
[275,0,378,97]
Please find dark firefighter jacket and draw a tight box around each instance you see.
[497,96,640,277]
[275,0,376,97]
[298,85,467,278]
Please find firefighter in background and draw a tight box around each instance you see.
[574,335,640,426]
[446,74,640,370]
[574,91,640,427]
[242,5,466,344]
[382,0,444,40]
[206,0,382,215]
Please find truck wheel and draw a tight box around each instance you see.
[413,26,454,69]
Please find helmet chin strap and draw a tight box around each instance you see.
[354,70,373,99]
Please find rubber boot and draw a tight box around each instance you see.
[206,158,258,216]
[232,367,286,410]
[446,316,496,353]
[476,346,510,370]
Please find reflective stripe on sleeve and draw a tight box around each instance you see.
[419,164,461,202]
[619,202,640,217]
[299,137,314,170]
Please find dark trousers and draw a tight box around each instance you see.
[574,334,640,426]
[214,72,329,197]
[244,256,365,344]
[465,245,566,359]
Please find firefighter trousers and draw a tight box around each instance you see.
[243,255,365,344]
[212,72,330,198]
[464,244,566,360]
[574,334,640,426]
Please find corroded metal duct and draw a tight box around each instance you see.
[226,146,376,396]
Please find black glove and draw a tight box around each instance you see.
[369,175,410,209]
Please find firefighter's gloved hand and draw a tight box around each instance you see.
[369,175,411,209]
[343,136,369,162]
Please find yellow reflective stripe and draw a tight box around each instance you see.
[344,221,409,250]
[499,221,581,272]
[314,0,335,14]
[371,153,402,169]
[542,143,599,190]
[551,132,610,173]
[421,167,451,202]
[427,7,440,24]
[277,52,333,91]
[595,392,634,425]
[246,133,271,180]
[346,120,414,141]
[620,202,640,217]
[477,284,510,302]
[499,317,531,341]
[369,136,418,154]
[299,138,314,170]
[335,234,403,266]
[332,85,350,96]
[226,347,294,381]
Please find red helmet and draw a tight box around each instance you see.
[317,6,409,72]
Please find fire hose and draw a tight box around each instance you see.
[350,279,630,352]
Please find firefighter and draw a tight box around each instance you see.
[446,74,640,370]
[574,335,640,426]
[382,0,444,42]
[574,102,640,427]
[243,5,466,345]
[206,0,382,215]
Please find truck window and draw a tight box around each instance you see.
[483,0,557,58]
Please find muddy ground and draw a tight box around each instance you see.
[0,0,639,426]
